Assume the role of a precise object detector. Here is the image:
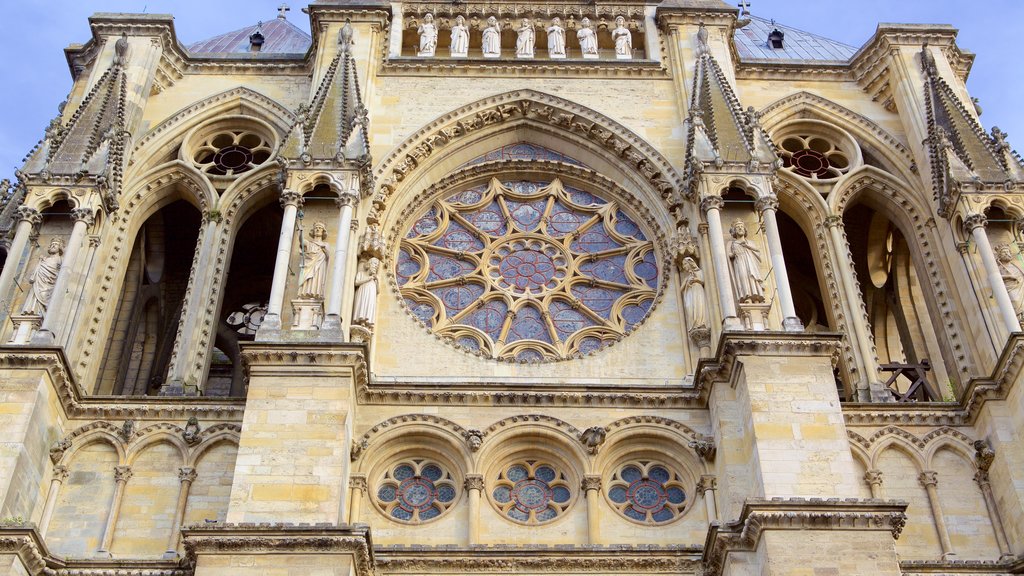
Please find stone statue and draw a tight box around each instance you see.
[996,243,1024,319]
[298,222,330,299]
[482,17,501,58]
[417,13,438,57]
[680,256,708,331]
[22,237,64,314]
[516,18,535,58]
[611,16,632,59]
[577,17,599,58]
[547,17,566,58]
[352,256,380,327]
[728,220,765,303]
[183,416,202,446]
[450,15,469,57]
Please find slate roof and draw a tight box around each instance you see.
[733,16,858,62]
[188,16,312,55]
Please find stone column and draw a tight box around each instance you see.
[0,207,40,315]
[918,471,955,559]
[697,474,718,522]
[825,215,881,401]
[702,195,741,330]
[259,190,304,336]
[348,475,366,524]
[465,474,483,544]
[164,467,197,559]
[965,213,1022,333]
[755,195,803,331]
[864,469,884,499]
[32,207,94,344]
[323,189,359,335]
[97,465,132,557]
[582,475,601,544]
[38,465,69,538]
[973,469,1013,559]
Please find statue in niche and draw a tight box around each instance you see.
[577,17,599,58]
[417,13,438,57]
[680,257,708,332]
[352,256,381,328]
[450,15,469,57]
[482,16,501,58]
[516,18,535,58]
[996,243,1024,320]
[22,237,64,315]
[611,16,632,59]
[298,222,330,300]
[547,17,566,58]
[728,220,765,303]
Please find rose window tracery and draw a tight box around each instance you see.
[396,177,660,361]
[606,461,688,524]
[490,460,573,524]
[778,134,850,180]
[374,459,458,523]
[190,129,273,177]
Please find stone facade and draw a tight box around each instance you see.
[0,1,1022,575]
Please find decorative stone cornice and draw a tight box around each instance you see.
[350,475,368,492]
[699,194,724,213]
[581,475,602,492]
[375,544,700,573]
[900,557,1024,575]
[0,526,189,575]
[381,59,667,79]
[464,474,484,491]
[697,332,842,390]
[753,195,778,213]
[702,498,908,576]
[239,342,368,384]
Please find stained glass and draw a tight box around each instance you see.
[571,285,626,319]
[425,253,476,283]
[608,462,687,524]
[396,250,420,286]
[634,250,659,287]
[571,227,621,253]
[447,184,487,205]
[430,283,485,315]
[622,300,653,330]
[565,186,607,206]
[463,201,507,235]
[464,299,508,341]
[549,300,597,341]
[408,207,439,238]
[507,306,553,344]
[579,254,628,284]
[463,143,585,167]
[547,201,588,236]
[614,209,646,240]
[376,460,457,524]
[433,221,484,252]
[405,299,435,324]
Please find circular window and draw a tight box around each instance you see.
[182,116,277,180]
[374,459,459,523]
[490,460,574,525]
[396,177,661,361]
[606,461,688,524]
[778,135,851,180]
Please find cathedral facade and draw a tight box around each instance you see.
[0,1,1022,574]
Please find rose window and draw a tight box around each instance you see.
[607,461,687,524]
[491,460,573,524]
[191,129,273,177]
[778,135,850,180]
[375,459,458,523]
[396,177,660,361]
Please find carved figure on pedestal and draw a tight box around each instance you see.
[516,19,535,58]
[577,18,599,58]
[611,16,632,59]
[22,237,64,314]
[298,222,330,299]
[996,243,1024,321]
[681,257,708,332]
[417,13,438,57]
[547,17,566,58]
[728,220,765,303]
[482,17,501,58]
[450,15,469,57]
[353,256,380,329]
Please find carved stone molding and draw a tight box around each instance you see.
[375,544,701,573]
[465,474,485,491]
[350,475,368,492]
[900,557,1024,575]
[581,475,602,492]
[239,343,368,385]
[697,332,842,390]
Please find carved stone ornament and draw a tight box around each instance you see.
[178,467,198,484]
[696,474,717,495]
[350,475,368,492]
[581,475,602,492]
[579,426,607,455]
[466,429,484,452]
[114,465,133,483]
[918,471,938,488]
[49,437,71,464]
[863,470,883,487]
[973,439,995,471]
[118,419,135,442]
[350,438,369,461]
[183,416,202,446]
[464,474,484,491]
[688,436,716,461]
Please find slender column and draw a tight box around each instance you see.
[163,467,197,559]
[701,195,741,330]
[0,207,40,314]
[974,469,1013,559]
[965,213,1022,333]
[582,475,601,544]
[348,475,367,524]
[38,465,69,538]
[323,189,359,333]
[260,191,304,334]
[697,474,718,522]
[825,215,881,401]
[32,208,93,344]
[918,471,955,559]
[756,195,803,331]
[96,465,132,557]
[864,469,884,499]
[465,474,483,544]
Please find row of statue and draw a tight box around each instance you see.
[417,14,633,59]
[297,222,379,331]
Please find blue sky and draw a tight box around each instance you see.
[0,1,1020,177]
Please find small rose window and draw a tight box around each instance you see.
[375,459,458,523]
[606,461,687,524]
[191,129,273,177]
[491,460,573,524]
[778,135,850,180]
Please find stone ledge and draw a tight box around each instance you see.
[375,544,701,573]
[900,556,1024,575]
[696,331,843,390]
[0,526,188,576]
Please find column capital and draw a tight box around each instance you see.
[178,467,198,484]
[350,474,368,492]
[279,190,304,209]
[963,212,988,232]
[464,474,484,492]
[70,207,95,226]
[918,470,938,488]
[700,194,724,214]
[336,189,359,208]
[14,206,41,226]
[53,465,70,482]
[864,469,884,487]
[754,195,779,213]
[824,215,844,229]
[696,474,717,495]
[114,465,133,483]
[581,474,602,492]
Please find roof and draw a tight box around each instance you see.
[188,16,312,55]
[734,16,858,62]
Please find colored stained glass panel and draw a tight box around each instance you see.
[432,220,484,252]
[462,201,507,235]
[429,283,485,316]
[506,199,546,231]
[463,299,509,341]
[425,253,476,282]
[579,254,628,284]
[634,250,659,287]
[571,227,621,253]
[614,209,646,240]
[507,306,553,344]
[408,207,439,238]
[570,285,626,319]
[396,249,420,286]
[549,299,597,341]
[547,201,589,236]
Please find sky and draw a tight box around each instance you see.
[0,0,1021,179]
